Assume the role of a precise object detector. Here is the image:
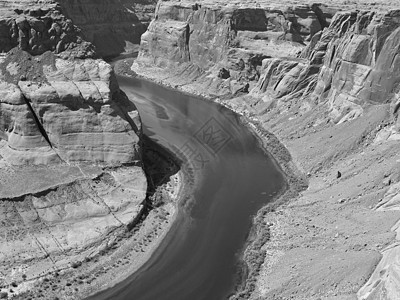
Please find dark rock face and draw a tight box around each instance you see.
[0,5,94,57]
[57,0,158,57]
[0,0,158,58]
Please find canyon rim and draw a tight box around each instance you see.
[1,0,400,300]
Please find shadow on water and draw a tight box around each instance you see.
[86,75,286,300]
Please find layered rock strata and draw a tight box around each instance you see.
[134,0,334,96]
[0,1,148,295]
[134,1,400,299]
[0,49,141,165]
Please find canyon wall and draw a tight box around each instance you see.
[134,0,400,128]
[134,0,334,96]
[134,1,400,299]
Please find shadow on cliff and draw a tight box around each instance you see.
[57,0,152,58]
[113,90,141,133]
[141,135,182,210]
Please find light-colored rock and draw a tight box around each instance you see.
[134,0,332,97]
[0,52,141,165]
[0,1,148,293]
[0,166,147,284]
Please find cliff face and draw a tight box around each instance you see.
[135,0,333,96]
[134,1,400,300]
[134,0,400,126]
[57,0,158,57]
[0,49,141,165]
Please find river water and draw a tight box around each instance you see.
[88,74,286,300]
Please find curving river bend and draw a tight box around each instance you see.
[88,73,286,300]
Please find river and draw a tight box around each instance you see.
[87,73,286,300]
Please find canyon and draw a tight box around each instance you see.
[0,1,155,299]
[132,0,400,299]
[1,0,400,299]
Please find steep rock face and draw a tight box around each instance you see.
[57,0,158,57]
[134,0,333,96]
[248,9,400,300]
[0,1,94,57]
[0,1,143,166]
[308,11,400,124]
[0,49,141,165]
[135,1,400,125]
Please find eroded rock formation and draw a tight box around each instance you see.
[0,1,149,294]
[134,0,400,129]
[134,0,335,96]
[0,49,141,165]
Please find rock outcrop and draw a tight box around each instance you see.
[0,1,149,294]
[0,49,141,165]
[134,0,400,127]
[57,0,158,57]
[0,3,142,166]
[134,0,400,144]
[0,166,147,288]
[0,0,157,58]
[134,0,334,97]
[0,1,94,57]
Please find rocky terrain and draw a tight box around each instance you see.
[0,1,167,299]
[2,0,400,299]
[132,0,400,299]
[57,0,158,57]
[0,0,157,58]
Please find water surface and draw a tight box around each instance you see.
[88,75,285,300]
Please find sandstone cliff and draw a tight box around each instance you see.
[134,0,334,96]
[133,1,400,299]
[0,1,142,166]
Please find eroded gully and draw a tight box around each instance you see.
[88,74,286,300]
